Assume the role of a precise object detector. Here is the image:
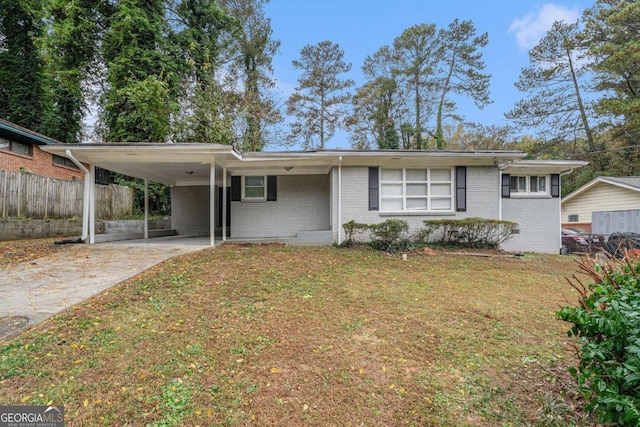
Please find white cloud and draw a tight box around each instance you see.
[509,4,580,51]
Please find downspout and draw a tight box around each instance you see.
[496,161,516,221]
[559,168,574,251]
[222,167,227,242]
[337,156,343,245]
[144,178,149,239]
[66,150,89,241]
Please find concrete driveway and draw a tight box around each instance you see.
[0,236,211,341]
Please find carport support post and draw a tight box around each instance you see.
[144,178,149,239]
[222,167,227,242]
[210,160,216,246]
[89,164,96,244]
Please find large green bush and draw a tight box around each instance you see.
[368,219,410,253]
[557,256,640,425]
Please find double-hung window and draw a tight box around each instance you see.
[510,175,548,195]
[380,168,453,212]
[242,176,266,200]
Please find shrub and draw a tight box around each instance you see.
[368,219,409,253]
[557,256,640,425]
[420,218,518,249]
[342,220,369,245]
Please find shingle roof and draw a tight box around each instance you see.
[603,176,640,190]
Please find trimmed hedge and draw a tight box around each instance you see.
[420,218,518,249]
[341,217,518,253]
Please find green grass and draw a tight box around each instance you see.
[0,245,595,426]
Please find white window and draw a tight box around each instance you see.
[510,175,548,195]
[242,176,266,200]
[380,168,453,212]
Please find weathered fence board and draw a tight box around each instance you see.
[0,171,133,219]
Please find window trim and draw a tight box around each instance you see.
[0,137,33,158]
[379,167,454,213]
[241,175,267,201]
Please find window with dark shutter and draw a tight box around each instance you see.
[501,174,511,198]
[456,166,466,212]
[550,174,560,197]
[369,167,379,211]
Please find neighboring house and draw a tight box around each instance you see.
[41,143,587,253]
[0,118,83,181]
[562,176,640,233]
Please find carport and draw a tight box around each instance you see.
[41,143,243,246]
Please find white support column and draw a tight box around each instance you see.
[144,178,149,239]
[89,164,96,244]
[65,150,89,241]
[222,167,227,242]
[338,157,343,245]
[210,160,216,246]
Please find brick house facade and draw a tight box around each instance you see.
[0,119,84,181]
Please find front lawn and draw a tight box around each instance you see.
[0,245,593,426]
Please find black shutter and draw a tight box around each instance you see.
[217,187,231,227]
[501,173,511,198]
[267,176,277,201]
[231,176,241,201]
[369,167,379,211]
[456,166,467,212]
[551,174,560,198]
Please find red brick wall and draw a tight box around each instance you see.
[561,222,592,233]
[0,145,84,181]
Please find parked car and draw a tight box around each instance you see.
[604,232,640,258]
[561,228,605,255]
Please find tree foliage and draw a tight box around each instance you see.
[0,0,49,132]
[286,40,354,150]
[434,19,491,149]
[582,0,640,168]
[391,24,438,150]
[347,20,490,150]
[506,20,597,153]
[220,0,282,152]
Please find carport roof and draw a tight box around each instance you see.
[40,143,584,186]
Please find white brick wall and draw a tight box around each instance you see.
[231,174,330,239]
[502,197,560,253]
[171,186,210,236]
[333,166,501,242]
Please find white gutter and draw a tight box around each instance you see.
[65,150,89,241]
[559,168,574,251]
[338,156,343,245]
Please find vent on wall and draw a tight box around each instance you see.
[568,214,579,222]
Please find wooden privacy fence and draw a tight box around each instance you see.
[0,171,133,219]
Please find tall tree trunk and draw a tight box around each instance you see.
[414,75,421,149]
[436,52,456,150]
[567,48,596,153]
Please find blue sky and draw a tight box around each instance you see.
[264,0,594,149]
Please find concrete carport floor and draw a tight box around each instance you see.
[0,236,211,341]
